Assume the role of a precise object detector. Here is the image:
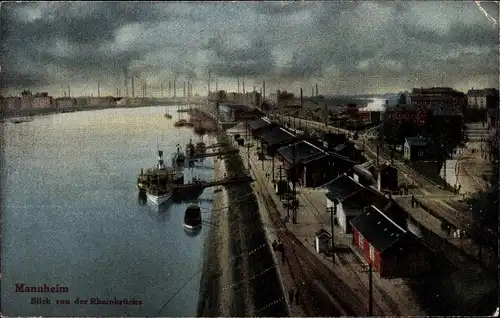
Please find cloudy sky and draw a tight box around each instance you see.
[1,1,498,97]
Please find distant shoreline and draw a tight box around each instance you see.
[0,102,195,120]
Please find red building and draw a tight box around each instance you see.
[350,205,434,278]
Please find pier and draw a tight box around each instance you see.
[173,175,253,191]
[187,149,239,160]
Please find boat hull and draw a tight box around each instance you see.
[146,191,172,205]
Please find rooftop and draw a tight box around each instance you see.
[257,125,297,146]
[323,173,365,202]
[404,137,429,147]
[350,205,407,252]
[429,105,463,117]
[247,117,275,131]
[277,140,328,165]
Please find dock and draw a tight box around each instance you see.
[173,175,253,191]
[187,149,239,160]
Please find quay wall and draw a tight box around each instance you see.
[196,111,287,316]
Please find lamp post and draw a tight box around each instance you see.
[327,204,336,264]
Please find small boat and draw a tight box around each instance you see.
[164,113,172,119]
[172,144,186,166]
[183,204,202,230]
[174,119,188,127]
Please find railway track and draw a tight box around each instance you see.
[246,151,361,316]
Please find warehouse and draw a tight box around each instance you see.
[257,125,298,156]
[247,117,277,138]
[403,137,430,161]
[276,140,332,187]
[350,205,434,278]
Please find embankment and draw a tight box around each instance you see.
[197,128,287,317]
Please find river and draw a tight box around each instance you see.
[1,106,213,316]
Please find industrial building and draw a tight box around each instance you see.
[256,125,298,156]
[408,87,466,107]
[276,140,332,187]
[217,103,262,122]
[350,205,434,278]
[247,117,277,138]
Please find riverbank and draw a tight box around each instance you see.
[1,102,187,120]
[197,128,288,316]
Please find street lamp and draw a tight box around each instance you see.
[327,203,337,264]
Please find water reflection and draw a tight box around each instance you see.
[144,200,172,222]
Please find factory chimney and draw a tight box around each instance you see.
[160,82,164,97]
[168,81,172,97]
[215,78,218,93]
[311,86,314,97]
[316,83,319,96]
[173,79,176,98]
[263,81,266,99]
[124,68,129,98]
[183,81,186,97]
[68,84,71,98]
[131,77,135,98]
[237,78,240,94]
[98,81,100,98]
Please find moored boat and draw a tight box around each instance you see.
[146,187,173,206]
[183,204,202,229]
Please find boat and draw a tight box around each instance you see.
[183,204,202,230]
[172,144,186,166]
[138,149,184,195]
[195,141,207,157]
[174,119,188,127]
[185,139,197,160]
[164,113,172,119]
[146,186,172,206]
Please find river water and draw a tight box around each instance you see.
[1,106,214,316]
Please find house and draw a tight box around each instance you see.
[276,140,332,187]
[403,137,430,161]
[352,161,377,186]
[315,229,332,254]
[467,88,499,109]
[427,105,464,140]
[408,87,466,107]
[247,117,277,138]
[324,173,390,234]
[256,125,298,156]
[350,205,434,278]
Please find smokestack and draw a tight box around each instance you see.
[243,80,245,94]
[64,90,67,98]
[215,78,218,92]
[116,87,119,97]
[131,78,135,98]
[68,84,71,98]
[237,78,240,94]
[144,82,147,97]
[183,81,186,97]
[300,88,303,108]
[168,81,171,97]
[173,79,176,97]
[311,87,314,97]
[277,89,280,105]
[208,71,211,94]
[316,83,319,96]
[253,86,257,107]
[160,82,163,97]
[263,81,266,99]
[124,68,129,98]
[98,81,100,98]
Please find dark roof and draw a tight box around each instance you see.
[315,228,331,238]
[323,173,365,202]
[258,125,296,146]
[404,137,429,147]
[334,144,347,152]
[221,103,251,110]
[377,163,397,172]
[277,140,327,164]
[350,205,407,252]
[248,117,274,131]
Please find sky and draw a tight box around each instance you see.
[1,1,498,97]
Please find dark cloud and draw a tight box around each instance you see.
[0,1,498,95]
